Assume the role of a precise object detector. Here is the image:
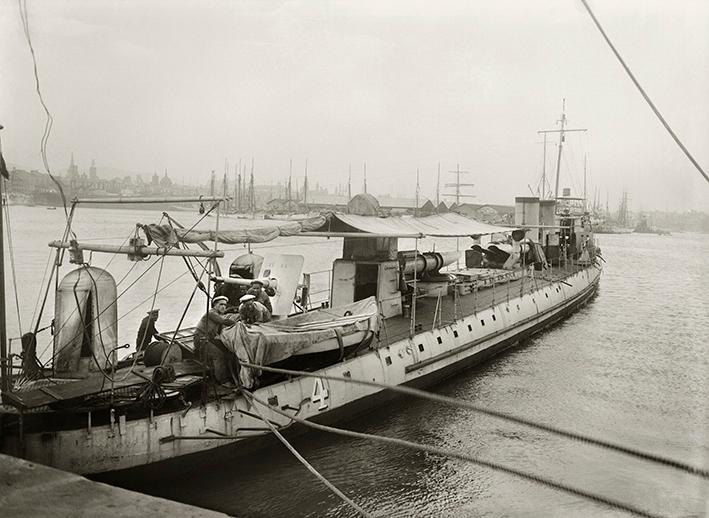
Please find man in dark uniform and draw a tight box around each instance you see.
[136,309,160,352]
[194,296,236,383]
[247,279,275,314]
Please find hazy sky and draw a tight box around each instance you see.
[2,0,708,211]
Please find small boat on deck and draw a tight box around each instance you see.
[0,189,602,477]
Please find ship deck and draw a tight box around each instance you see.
[3,264,590,412]
[378,264,587,346]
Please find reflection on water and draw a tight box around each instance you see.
[4,207,709,516]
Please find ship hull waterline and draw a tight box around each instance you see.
[3,266,601,480]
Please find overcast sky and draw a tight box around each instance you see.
[2,0,708,211]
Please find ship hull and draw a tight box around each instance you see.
[2,265,601,478]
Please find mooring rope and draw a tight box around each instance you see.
[239,362,709,480]
[243,389,373,517]
[244,388,665,518]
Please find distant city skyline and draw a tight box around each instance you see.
[2,1,708,212]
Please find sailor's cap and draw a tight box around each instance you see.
[146,309,160,316]
[249,279,264,286]
[239,294,256,303]
[212,295,229,306]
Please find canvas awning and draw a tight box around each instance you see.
[306,212,513,238]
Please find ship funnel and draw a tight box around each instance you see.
[53,267,118,378]
[515,196,540,240]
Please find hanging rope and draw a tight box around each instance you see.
[243,390,373,518]
[579,0,708,185]
[239,362,709,480]
[17,0,71,219]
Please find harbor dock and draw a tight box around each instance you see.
[0,453,227,518]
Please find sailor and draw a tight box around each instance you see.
[214,264,249,311]
[238,293,271,324]
[194,295,237,383]
[136,309,160,352]
[247,279,275,314]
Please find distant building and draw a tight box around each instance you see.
[66,153,79,179]
[455,203,514,224]
[159,171,173,190]
[89,159,97,181]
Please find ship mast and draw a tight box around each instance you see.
[537,99,586,211]
[0,124,8,395]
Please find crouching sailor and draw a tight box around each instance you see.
[238,293,271,324]
[194,295,237,383]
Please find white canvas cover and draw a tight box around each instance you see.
[322,212,511,237]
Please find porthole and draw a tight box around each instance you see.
[453,330,459,338]
[437,336,442,344]
[480,319,485,326]
[467,324,472,332]
[385,356,392,366]
[492,314,496,321]
[418,343,424,352]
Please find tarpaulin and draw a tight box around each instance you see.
[219,297,379,388]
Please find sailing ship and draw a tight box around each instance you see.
[0,120,602,480]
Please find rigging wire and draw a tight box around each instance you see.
[39,253,164,369]
[17,0,71,221]
[34,227,137,361]
[243,390,373,518]
[37,206,219,367]
[244,388,665,518]
[2,183,23,334]
[108,254,166,385]
[31,203,77,351]
[30,247,54,330]
[579,0,709,185]
[240,362,709,480]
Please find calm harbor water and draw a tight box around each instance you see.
[4,206,709,517]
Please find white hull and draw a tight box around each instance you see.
[5,266,601,475]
